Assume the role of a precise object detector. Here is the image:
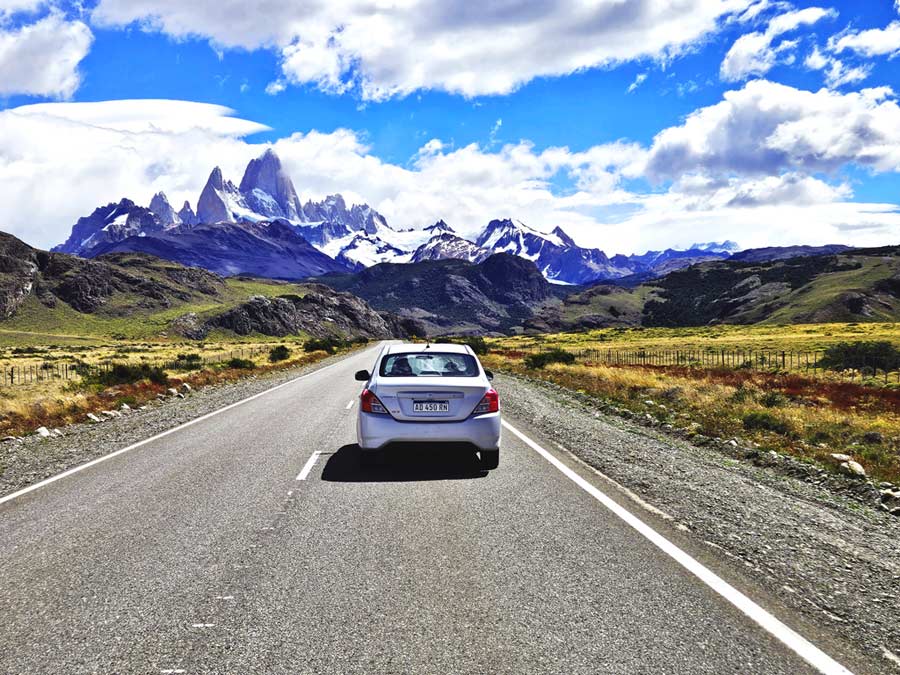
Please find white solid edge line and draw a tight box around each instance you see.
[0,348,376,507]
[295,451,322,481]
[501,420,853,675]
[345,399,355,409]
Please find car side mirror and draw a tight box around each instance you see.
[355,369,371,381]
[484,370,494,381]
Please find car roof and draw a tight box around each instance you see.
[385,342,471,355]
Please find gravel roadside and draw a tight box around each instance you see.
[0,348,370,500]
[496,372,900,673]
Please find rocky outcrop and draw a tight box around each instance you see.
[0,230,413,340]
[0,233,41,318]
[169,312,206,339]
[313,253,558,335]
[205,285,417,339]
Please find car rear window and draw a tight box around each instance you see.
[379,352,480,377]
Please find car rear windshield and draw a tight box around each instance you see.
[379,352,480,377]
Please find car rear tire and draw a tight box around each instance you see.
[480,449,499,470]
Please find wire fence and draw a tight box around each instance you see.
[497,345,900,385]
[0,347,269,387]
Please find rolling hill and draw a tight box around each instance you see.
[533,247,900,331]
[314,253,562,335]
[0,232,416,343]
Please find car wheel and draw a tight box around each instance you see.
[480,449,499,470]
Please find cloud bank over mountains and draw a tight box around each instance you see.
[2,78,898,255]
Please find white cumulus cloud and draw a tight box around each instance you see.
[804,46,870,88]
[830,20,900,58]
[91,0,757,100]
[721,6,836,81]
[0,12,93,98]
[646,80,900,177]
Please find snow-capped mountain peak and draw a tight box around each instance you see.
[693,240,740,254]
[411,232,491,264]
[52,198,163,255]
[333,231,409,270]
[424,219,455,235]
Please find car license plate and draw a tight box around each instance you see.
[414,401,449,413]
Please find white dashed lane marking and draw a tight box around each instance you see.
[295,451,322,481]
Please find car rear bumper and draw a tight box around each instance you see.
[357,411,501,451]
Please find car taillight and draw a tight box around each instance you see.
[360,389,387,414]
[473,389,499,414]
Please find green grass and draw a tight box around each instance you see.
[559,285,656,324]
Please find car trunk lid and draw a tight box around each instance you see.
[373,377,488,422]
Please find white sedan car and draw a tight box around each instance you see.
[355,343,501,469]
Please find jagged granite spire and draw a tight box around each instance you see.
[196,167,234,224]
[239,148,303,220]
[149,191,180,226]
[178,200,198,226]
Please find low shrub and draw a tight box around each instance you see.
[442,336,488,355]
[818,341,900,372]
[303,336,350,354]
[759,391,787,408]
[171,353,202,370]
[11,346,46,355]
[88,363,168,386]
[225,358,256,369]
[524,349,576,369]
[742,411,792,435]
[269,345,291,362]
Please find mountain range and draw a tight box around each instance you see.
[4,227,896,339]
[53,149,772,285]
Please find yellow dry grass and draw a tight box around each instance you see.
[484,353,900,484]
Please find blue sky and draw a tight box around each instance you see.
[0,0,898,253]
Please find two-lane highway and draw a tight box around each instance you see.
[0,344,856,673]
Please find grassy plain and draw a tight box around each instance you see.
[491,322,900,353]
[485,322,900,484]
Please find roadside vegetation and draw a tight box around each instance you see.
[485,322,900,484]
[0,336,362,437]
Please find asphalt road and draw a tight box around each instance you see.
[0,344,857,674]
